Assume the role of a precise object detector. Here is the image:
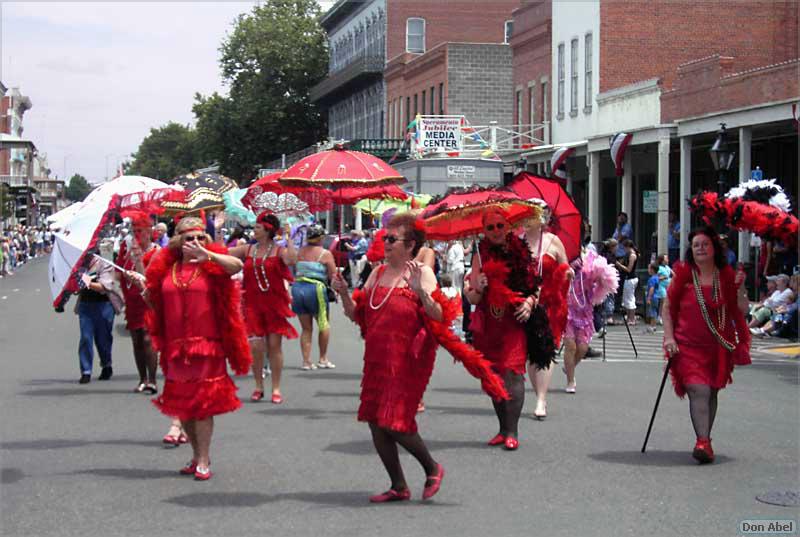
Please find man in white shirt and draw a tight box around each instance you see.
[749,273,793,329]
[445,241,465,290]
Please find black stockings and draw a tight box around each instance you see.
[685,384,719,439]
[369,422,437,491]
[131,329,157,384]
[492,371,525,438]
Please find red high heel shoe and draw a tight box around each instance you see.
[503,437,519,451]
[271,393,283,404]
[422,464,445,500]
[194,465,213,481]
[487,433,506,446]
[179,459,198,475]
[369,488,411,503]
[250,390,264,402]
[692,437,714,464]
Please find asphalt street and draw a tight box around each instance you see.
[1,257,798,537]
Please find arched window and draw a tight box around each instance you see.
[406,18,425,53]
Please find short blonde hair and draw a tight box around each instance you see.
[168,216,211,252]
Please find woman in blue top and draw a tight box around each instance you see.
[292,225,338,370]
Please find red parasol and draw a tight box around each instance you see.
[279,146,405,188]
[421,186,543,241]
[507,172,582,261]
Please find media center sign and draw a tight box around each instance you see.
[418,116,463,152]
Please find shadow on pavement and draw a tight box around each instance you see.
[18,387,134,397]
[588,450,733,467]
[423,405,495,417]
[1,468,24,484]
[23,374,141,387]
[313,390,361,398]
[291,372,362,382]
[324,438,484,456]
[69,468,178,480]
[164,490,374,509]
[1,438,161,450]
[748,362,799,386]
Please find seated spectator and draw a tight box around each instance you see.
[752,274,799,337]
[749,273,794,330]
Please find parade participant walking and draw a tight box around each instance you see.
[465,209,540,449]
[562,249,618,393]
[144,216,250,480]
[521,210,570,420]
[333,212,507,502]
[76,250,122,384]
[117,211,159,393]
[292,225,337,370]
[229,211,297,404]
[662,227,750,464]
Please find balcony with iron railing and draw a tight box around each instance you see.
[349,139,408,159]
[0,175,31,187]
[310,53,385,104]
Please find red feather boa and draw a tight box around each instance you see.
[350,287,509,401]
[144,243,252,375]
[539,260,570,349]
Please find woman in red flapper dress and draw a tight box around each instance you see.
[229,211,298,404]
[521,211,571,420]
[662,226,750,464]
[117,211,160,394]
[464,209,541,451]
[144,216,251,480]
[334,212,507,503]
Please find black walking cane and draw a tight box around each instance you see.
[621,314,639,358]
[641,358,672,453]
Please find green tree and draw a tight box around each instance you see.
[194,0,328,183]
[127,122,203,181]
[65,174,93,202]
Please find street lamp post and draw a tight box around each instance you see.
[709,123,736,195]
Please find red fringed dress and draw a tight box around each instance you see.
[472,299,528,376]
[117,242,158,331]
[536,254,570,350]
[145,244,252,421]
[351,267,509,434]
[668,263,751,398]
[470,235,538,374]
[359,285,435,434]
[242,245,298,339]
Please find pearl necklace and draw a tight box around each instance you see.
[570,270,586,308]
[171,262,201,290]
[252,242,274,292]
[692,268,737,352]
[369,267,406,310]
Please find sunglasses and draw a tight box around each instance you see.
[184,235,205,242]
[382,235,409,244]
[485,223,506,232]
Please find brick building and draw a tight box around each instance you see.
[514,0,798,263]
[383,0,518,137]
[313,0,519,141]
[509,0,551,145]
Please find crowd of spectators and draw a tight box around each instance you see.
[1,225,53,277]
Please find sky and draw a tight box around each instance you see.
[1,1,334,184]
